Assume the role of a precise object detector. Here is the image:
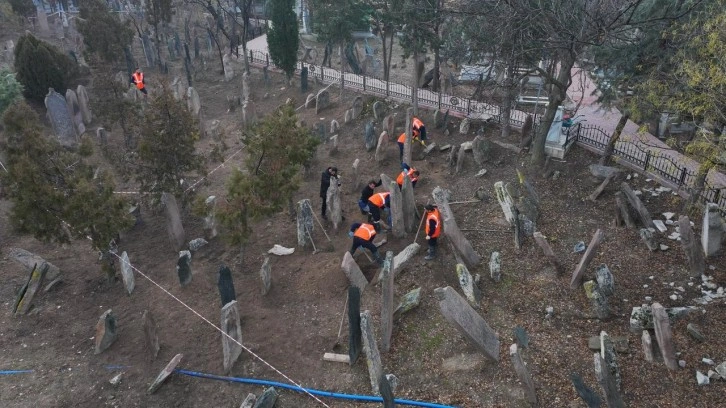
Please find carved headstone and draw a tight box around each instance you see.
[316,89,331,113]
[142,310,160,360]
[177,250,192,286]
[641,330,654,363]
[360,310,384,394]
[120,251,135,294]
[372,101,384,119]
[221,300,243,373]
[595,264,615,296]
[296,199,314,248]
[95,309,118,354]
[76,85,92,125]
[305,93,316,108]
[161,193,185,251]
[380,251,395,353]
[652,302,678,370]
[45,88,78,148]
[260,256,272,295]
[330,119,339,134]
[383,114,395,136]
[352,96,364,119]
[217,266,236,306]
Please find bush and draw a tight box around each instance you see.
[14,33,78,102]
[0,68,23,116]
[8,0,35,17]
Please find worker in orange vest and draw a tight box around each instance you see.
[130,68,148,96]
[348,222,384,265]
[397,132,421,162]
[412,116,426,141]
[367,191,391,231]
[424,204,442,260]
[396,162,420,189]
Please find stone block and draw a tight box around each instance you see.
[221,300,243,373]
[360,310,383,394]
[342,252,368,293]
[393,243,420,277]
[120,251,134,295]
[95,309,118,354]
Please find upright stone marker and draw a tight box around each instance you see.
[142,310,160,360]
[510,344,537,406]
[296,199,314,248]
[401,175,416,233]
[316,89,331,113]
[330,118,339,133]
[177,251,192,286]
[702,203,723,256]
[494,181,516,225]
[392,243,420,277]
[489,252,501,282]
[120,251,135,294]
[352,159,361,191]
[641,330,653,363]
[372,101,384,119]
[348,286,362,365]
[352,96,364,119]
[432,186,481,267]
[187,86,201,115]
[260,256,272,295]
[403,108,414,164]
[218,266,236,306]
[365,121,376,151]
[388,180,405,238]
[652,302,678,370]
[595,264,615,296]
[380,251,395,353]
[45,88,78,148]
[594,353,626,408]
[161,193,185,251]
[65,89,85,135]
[434,286,500,361]
[204,195,218,239]
[326,181,342,230]
[95,309,118,354]
[360,310,384,394]
[253,387,278,408]
[221,300,243,373]
[456,263,482,307]
[679,215,705,277]
[383,114,395,136]
[375,131,389,162]
[13,263,48,315]
[223,53,234,81]
[76,85,92,125]
[379,374,396,408]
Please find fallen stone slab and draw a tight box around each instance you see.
[148,353,183,394]
[9,248,60,281]
[392,243,421,277]
[13,263,49,315]
[393,287,422,319]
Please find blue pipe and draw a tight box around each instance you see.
[0,370,34,375]
[175,369,457,408]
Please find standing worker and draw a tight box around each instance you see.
[359,178,382,216]
[412,116,426,141]
[367,191,391,231]
[397,132,422,162]
[396,162,420,189]
[320,166,339,219]
[348,222,384,265]
[424,204,442,260]
[130,68,148,97]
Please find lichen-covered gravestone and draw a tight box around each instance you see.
[120,251,135,294]
[380,252,395,353]
[45,88,78,148]
[360,310,384,394]
[375,131,389,163]
[296,199,314,248]
[221,300,243,373]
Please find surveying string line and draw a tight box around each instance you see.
[107,251,331,408]
[183,146,246,194]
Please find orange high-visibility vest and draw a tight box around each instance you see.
[354,223,377,240]
[396,168,418,186]
[397,133,406,144]
[368,192,390,208]
[132,72,144,90]
[426,208,441,238]
[412,117,424,130]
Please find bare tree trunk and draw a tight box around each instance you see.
[501,62,515,139]
[207,28,225,75]
[599,111,630,166]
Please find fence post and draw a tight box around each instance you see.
[643,151,651,171]
[437,90,442,110]
[679,167,688,186]
[576,123,582,140]
[363,75,366,91]
[467,99,471,115]
[386,79,390,97]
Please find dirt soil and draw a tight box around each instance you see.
[2,20,726,408]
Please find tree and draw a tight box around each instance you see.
[365,0,404,82]
[91,69,141,149]
[0,101,133,257]
[13,33,78,101]
[136,84,205,198]
[267,0,299,80]
[8,0,35,17]
[77,0,135,65]
[0,68,23,116]
[218,103,319,249]
[145,0,173,71]
[311,0,371,72]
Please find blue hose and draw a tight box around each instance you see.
[175,368,457,408]
[0,370,33,375]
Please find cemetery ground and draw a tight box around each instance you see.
[2,61,726,408]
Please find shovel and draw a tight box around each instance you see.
[332,291,349,351]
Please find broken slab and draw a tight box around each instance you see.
[13,263,49,315]
[594,353,626,408]
[9,248,60,281]
[148,353,183,394]
[494,181,516,226]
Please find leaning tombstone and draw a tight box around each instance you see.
[120,251,135,294]
[593,353,626,408]
[204,195,218,239]
[221,300,243,373]
[393,287,422,319]
[652,302,678,370]
[217,265,236,306]
[142,309,160,360]
[432,186,481,267]
[375,131,389,162]
[45,88,78,148]
[13,263,49,315]
[702,203,723,257]
[510,344,537,406]
[342,252,368,292]
[65,88,85,135]
[360,310,384,394]
[95,309,118,354]
[380,252,395,353]
[352,96,364,119]
[148,354,183,394]
[9,248,60,280]
[584,280,610,320]
[296,199,314,248]
[379,374,395,408]
[679,215,705,277]
[177,251,192,286]
[260,256,272,295]
[161,193,185,251]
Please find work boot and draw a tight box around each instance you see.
[424,247,436,261]
[373,252,384,266]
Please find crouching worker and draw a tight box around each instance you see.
[396,162,420,189]
[348,223,384,265]
[424,204,442,260]
[367,191,391,231]
[359,178,382,217]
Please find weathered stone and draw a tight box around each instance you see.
[686,323,705,342]
[141,309,160,361]
[589,164,621,179]
[510,344,538,406]
[680,215,705,277]
[459,118,471,134]
[513,326,529,349]
[316,89,331,114]
[472,136,491,166]
[494,182,516,226]
[260,256,272,295]
[383,114,395,136]
[432,186,482,267]
[375,131,389,162]
[642,330,654,362]
[187,87,201,116]
[296,199,314,248]
[217,266,236,306]
[95,309,118,354]
[223,53,234,81]
[400,173,416,233]
[239,393,256,408]
[380,251,395,353]
[434,286,500,361]
[330,119,339,134]
[300,66,309,92]
[204,195,218,239]
[326,180,342,230]
[76,85,92,125]
[221,300,243,373]
[65,88,85,135]
[403,108,414,164]
[652,302,678,370]
[588,335,628,353]
[584,280,611,320]
[600,331,622,391]
[594,353,625,408]
[652,219,667,233]
[120,251,135,294]
[595,264,614,296]
[388,180,405,238]
[352,96,364,119]
[379,374,395,408]
[360,310,383,394]
[348,286,362,365]
[456,263,482,307]
[175,250,192,287]
[242,72,251,101]
[13,263,49,315]
[189,238,208,252]
[161,193,185,251]
[702,203,723,257]
[352,159,361,192]
[640,228,658,251]
[365,121,376,151]
[342,252,368,292]
[489,252,501,282]
[716,362,726,379]
[9,248,61,281]
[252,387,278,408]
[455,143,466,174]
[148,354,183,394]
[629,305,698,332]
[393,243,421,277]
[570,229,605,289]
[570,372,602,408]
[621,182,654,228]
[344,109,353,123]
[447,145,459,168]
[96,127,108,147]
[242,99,258,127]
[45,88,78,148]
[305,93,316,108]
[393,287,422,319]
[329,134,339,155]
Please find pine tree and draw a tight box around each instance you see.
[0,67,23,116]
[13,33,78,101]
[267,0,299,80]
[77,0,134,64]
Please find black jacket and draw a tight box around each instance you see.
[320,170,338,198]
[359,179,382,202]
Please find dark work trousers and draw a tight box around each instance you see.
[350,237,378,255]
[428,236,438,253]
[398,142,404,161]
[321,197,327,217]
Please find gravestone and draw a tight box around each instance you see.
[489,252,501,282]
[434,109,445,128]
[76,85,92,125]
[260,256,272,295]
[223,53,234,81]
[253,387,278,408]
[161,193,185,251]
[640,228,658,251]
[148,354,183,394]
[392,243,420,277]
[460,118,471,134]
[300,66,308,92]
[296,199,314,248]
[342,252,368,292]
[388,180,405,238]
[352,96,364,119]
[9,248,60,280]
[348,286,362,365]
[364,121,376,151]
[595,264,615,296]
[177,251,192,286]
[584,280,610,320]
[316,89,331,113]
[360,310,384,394]
[221,300,243,373]
[380,251,395,353]
[620,182,654,228]
[401,174,416,232]
[95,309,118,354]
[652,302,678,370]
[96,127,108,147]
[472,135,491,166]
[432,186,482,267]
[375,131,389,162]
[13,263,48,315]
[600,331,622,391]
[204,196,218,239]
[494,182,516,225]
[315,121,326,143]
[36,6,50,34]
[187,87,201,116]
[641,330,654,362]
[373,101,384,119]
[65,89,85,135]
[455,145,466,174]
[702,203,723,257]
[142,310,160,360]
[305,93,316,109]
[242,99,258,127]
[344,109,353,123]
[189,238,208,252]
[679,215,705,277]
[394,287,422,319]
[379,374,395,408]
[120,251,135,294]
[434,286,500,361]
[45,88,78,148]
[217,266,236,306]
[403,108,414,164]
[510,344,538,406]
[352,159,361,192]
[329,134,339,155]
[594,353,625,408]
[456,263,482,307]
[326,179,342,230]
[383,114,395,136]
[242,72,251,101]
[570,229,605,289]
[330,119,339,134]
